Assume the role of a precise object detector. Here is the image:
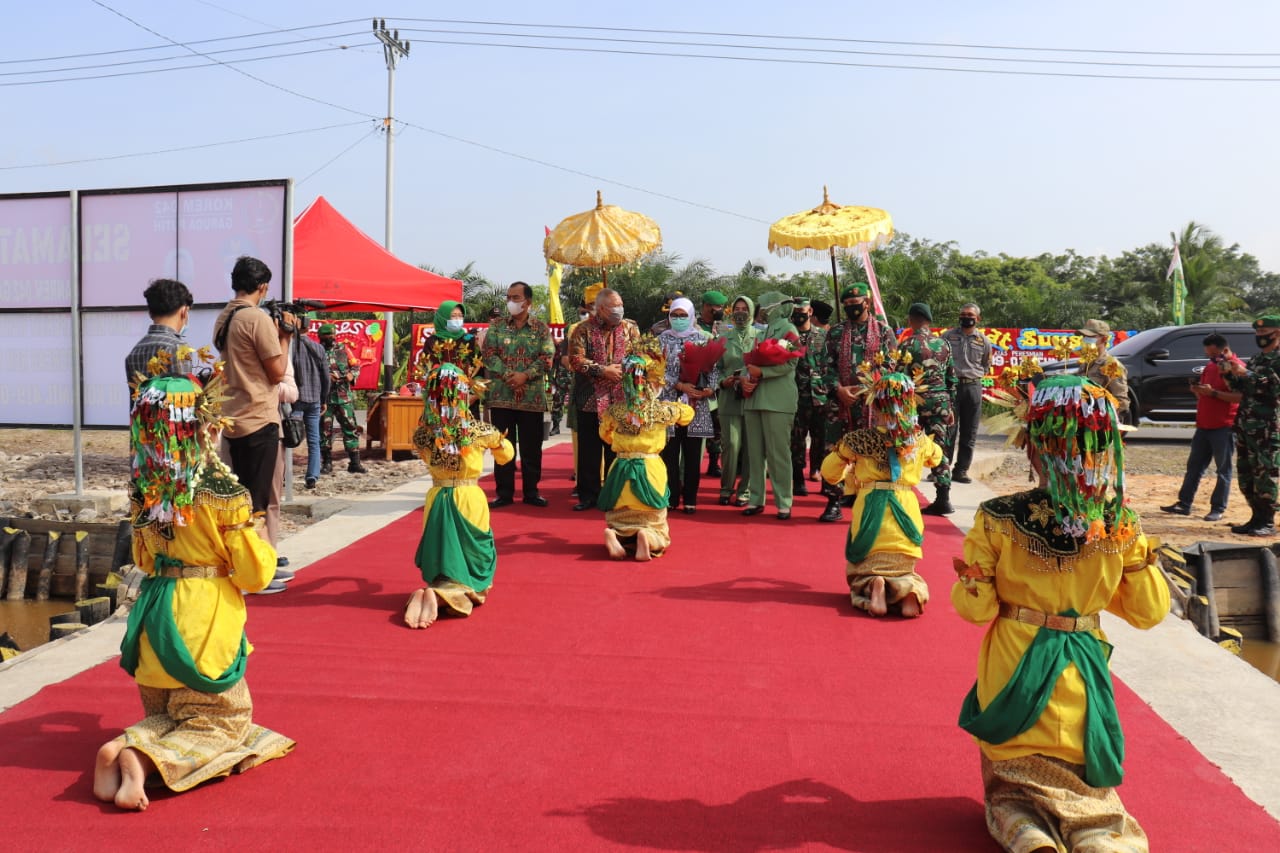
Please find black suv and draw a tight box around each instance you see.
[1042,322,1258,424]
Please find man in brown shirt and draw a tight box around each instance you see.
[213,256,287,515]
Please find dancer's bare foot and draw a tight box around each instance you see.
[868,577,887,616]
[404,589,427,628]
[634,534,652,562]
[93,740,123,803]
[604,529,626,560]
[417,589,438,628]
[114,747,153,811]
[900,593,922,618]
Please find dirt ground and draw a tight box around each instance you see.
[983,442,1265,551]
[0,428,428,538]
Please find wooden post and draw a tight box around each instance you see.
[5,530,30,600]
[49,611,81,633]
[95,583,119,612]
[1260,547,1280,644]
[111,519,133,571]
[75,596,111,626]
[36,530,61,601]
[0,527,18,596]
[1197,550,1221,639]
[50,623,88,640]
[75,531,91,601]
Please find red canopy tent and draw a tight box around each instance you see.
[292,195,461,310]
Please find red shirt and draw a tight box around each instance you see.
[1198,357,1242,429]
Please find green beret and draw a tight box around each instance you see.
[792,297,811,308]
[701,290,728,306]
[840,283,870,299]
[318,323,336,335]
[908,302,932,322]
[1254,314,1280,330]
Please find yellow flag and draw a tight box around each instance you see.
[547,259,564,325]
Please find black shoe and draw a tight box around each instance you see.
[522,495,548,507]
[705,465,722,477]
[733,496,750,507]
[1243,523,1277,537]
[718,496,731,506]
[549,426,561,436]
[489,496,514,509]
[776,511,791,521]
[952,472,972,484]
[348,460,367,474]
[742,505,765,516]
[1204,511,1224,522]
[1231,520,1257,534]
[305,477,317,490]
[573,501,595,512]
[793,481,809,497]
[320,462,333,475]
[681,506,697,515]
[276,556,290,568]
[1160,503,1191,516]
[819,502,842,523]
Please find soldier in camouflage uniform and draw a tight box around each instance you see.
[317,324,366,475]
[819,283,895,522]
[788,298,828,497]
[900,303,957,515]
[1222,314,1280,536]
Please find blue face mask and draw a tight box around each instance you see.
[669,316,692,332]
[446,318,464,332]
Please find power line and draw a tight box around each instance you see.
[400,16,1280,58]
[0,46,360,87]
[392,37,1280,82]
[298,125,381,185]
[394,26,1280,71]
[86,1,375,117]
[0,34,368,78]
[0,121,373,171]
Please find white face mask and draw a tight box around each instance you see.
[608,306,625,322]
[446,318,464,332]
[506,300,524,316]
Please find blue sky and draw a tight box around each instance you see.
[5,0,1279,289]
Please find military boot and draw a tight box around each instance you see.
[347,454,368,474]
[1231,502,1260,534]
[819,497,842,523]
[320,447,333,475]
[705,451,721,478]
[921,484,954,516]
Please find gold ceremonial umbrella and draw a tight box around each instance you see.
[767,186,893,304]
[543,190,662,285]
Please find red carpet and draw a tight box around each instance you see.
[2,444,1277,851]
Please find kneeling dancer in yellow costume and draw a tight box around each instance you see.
[953,372,1169,852]
[405,362,513,628]
[97,362,294,811]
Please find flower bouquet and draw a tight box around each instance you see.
[679,337,726,385]
[743,332,806,367]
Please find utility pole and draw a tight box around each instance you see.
[374,18,409,391]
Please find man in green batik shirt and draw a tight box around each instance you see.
[788,298,828,497]
[901,302,958,516]
[318,323,366,475]
[483,281,556,508]
[1222,313,1280,536]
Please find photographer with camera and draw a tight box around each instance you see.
[213,256,290,534]
[1161,333,1243,522]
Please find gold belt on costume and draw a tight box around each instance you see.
[433,478,478,487]
[869,482,912,491]
[155,565,229,579]
[616,452,658,459]
[998,601,1099,632]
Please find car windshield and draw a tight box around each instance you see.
[1108,327,1173,357]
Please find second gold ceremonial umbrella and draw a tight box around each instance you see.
[543,190,662,286]
[767,186,894,306]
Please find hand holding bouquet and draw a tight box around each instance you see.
[679,337,726,385]
[743,332,806,367]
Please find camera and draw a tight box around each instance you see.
[261,299,326,334]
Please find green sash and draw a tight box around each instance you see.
[845,488,922,563]
[118,555,246,693]
[958,609,1124,788]
[415,487,496,590]
[597,458,669,511]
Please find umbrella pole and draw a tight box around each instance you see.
[602,267,608,286]
[829,249,840,306]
